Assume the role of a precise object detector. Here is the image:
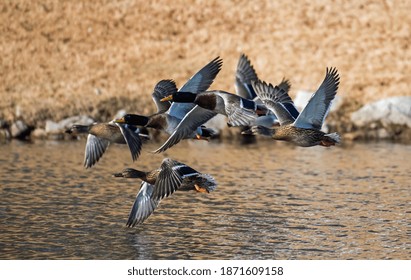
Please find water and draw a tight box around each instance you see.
[0,139,410,259]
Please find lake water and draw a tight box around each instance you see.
[0,139,410,259]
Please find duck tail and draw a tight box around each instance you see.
[194,174,218,193]
[325,132,341,144]
[201,127,219,138]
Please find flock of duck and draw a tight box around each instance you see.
[66,54,341,227]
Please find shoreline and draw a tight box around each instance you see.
[1,96,411,144]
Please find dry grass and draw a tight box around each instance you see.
[1,0,410,127]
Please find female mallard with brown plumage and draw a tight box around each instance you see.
[66,122,147,168]
[113,158,217,227]
[235,53,297,129]
[64,79,178,168]
[244,67,341,147]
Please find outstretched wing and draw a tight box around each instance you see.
[152,80,177,113]
[277,77,292,94]
[235,53,258,99]
[293,67,340,130]
[252,80,296,126]
[168,57,223,119]
[117,123,143,162]
[84,134,110,168]
[152,158,200,200]
[126,182,160,227]
[153,106,217,153]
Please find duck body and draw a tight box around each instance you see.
[113,158,217,227]
[164,90,260,127]
[254,125,340,147]
[117,57,223,153]
[87,123,127,144]
[66,122,144,168]
[247,67,341,147]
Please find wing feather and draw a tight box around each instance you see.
[126,182,160,227]
[84,134,110,168]
[168,57,223,119]
[293,67,340,130]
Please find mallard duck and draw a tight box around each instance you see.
[64,79,176,168]
[116,56,223,153]
[159,55,296,130]
[244,67,340,147]
[235,53,295,129]
[151,79,177,113]
[113,158,217,227]
[161,90,264,127]
[65,122,147,168]
[235,53,259,100]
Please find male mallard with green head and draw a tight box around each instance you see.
[116,56,223,153]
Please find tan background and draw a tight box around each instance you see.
[1,0,410,129]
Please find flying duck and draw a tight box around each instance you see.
[113,158,217,227]
[244,67,340,147]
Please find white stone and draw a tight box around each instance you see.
[350,96,411,128]
[11,120,29,137]
[45,115,94,134]
[45,120,60,133]
[113,109,127,120]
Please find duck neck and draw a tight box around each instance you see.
[145,114,166,130]
[123,169,148,180]
[72,125,91,134]
[194,93,216,110]
[125,114,149,126]
[173,91,197,103]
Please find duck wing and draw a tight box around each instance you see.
[126,181,160,227]
[252,80,296,126]
[152,158,200,200]
[117,123,143,162]
[84,134,110,168]
[152,80,177,113]
[168,57,223,119]
[277,77,292,94]
[293,67,340,130]
[213,91,257,127]
[153,106,217,153]
[235,53,258,99]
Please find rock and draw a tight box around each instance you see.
[11,120,32,139]
[113,109,127,120]
[377,128,390,139]
[58,115,94,129]
[0,119,9,128]
[45,120,60,134]
[45,115,94,134]
[0,128,11,141]
[351,96,411,128]
[31,128,47,139]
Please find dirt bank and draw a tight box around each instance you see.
[1,0,410,138]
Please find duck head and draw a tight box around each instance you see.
[113,168,146,179]
[160,91,197,103]
[65,124,91,135]
[114,114,149,126]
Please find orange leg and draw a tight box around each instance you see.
[320,140,335,147]
[194,184,209,193]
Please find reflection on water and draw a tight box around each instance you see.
[0,139,410,259]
